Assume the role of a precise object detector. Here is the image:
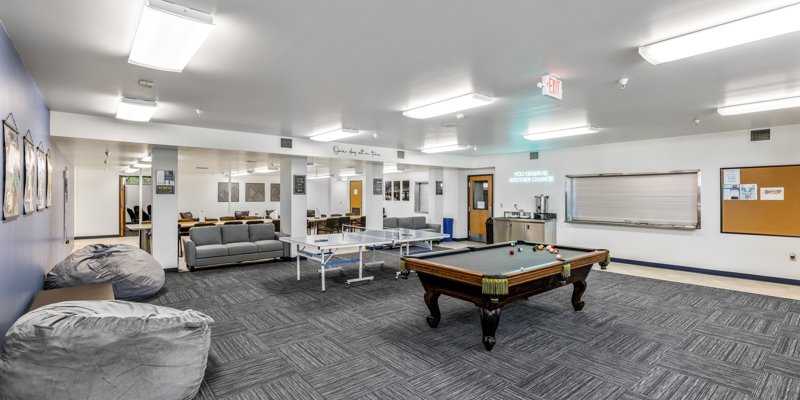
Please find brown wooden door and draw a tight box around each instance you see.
[349,181,363,215]
[468,174,493,242]
[118,176,126,237]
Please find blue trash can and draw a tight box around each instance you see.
[442,218,454,242]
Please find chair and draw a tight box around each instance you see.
[142,211,151,222]
[246,220,264,224]
[147,205,152,217]
[220,216,235,221]
[234,211,249,219]
[192,222,215,228]
[272,219,280,232]
[307,210,316,218]
[318,217,339,234]
[244,216,261,220]
[338,216,351,231]
[352,216,366,228]
[204,218,218,222]
[320,214,327,218]
[223,220,243,225]
[265,209,275,219]
[127,208,139,224]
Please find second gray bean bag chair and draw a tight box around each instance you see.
[45,244,165,301]
[0,301,213,400]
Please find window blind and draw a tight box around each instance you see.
[566,171,700,230]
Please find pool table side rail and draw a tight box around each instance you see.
[403,247,609,287]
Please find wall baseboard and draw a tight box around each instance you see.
[612,257,800,287]
[74,234,120,240]
[163,268,178,273]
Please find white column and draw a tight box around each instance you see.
[363,162,384,230]
[427,167,443,226]
[151,147,178,270]
[443,168,468,239]
[279,156,307,238]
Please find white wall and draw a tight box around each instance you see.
[330,178,349,215]
[178,172,281,219]
[383,171,428,218]
[74,167,119,236]
[477,125,800,281]
[307,178,330,216]
[124,184,152,218]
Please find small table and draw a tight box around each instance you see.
[400,241,609,350]
[28,283,115,311]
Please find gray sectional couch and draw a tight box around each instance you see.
[383,216,441,233]
[184,224,289,270]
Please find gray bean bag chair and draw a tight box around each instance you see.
[0,301,213,400]
[46,244,165,301]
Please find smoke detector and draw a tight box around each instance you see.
[617,77,629,89]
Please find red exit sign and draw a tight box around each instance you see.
[541,74,562,100]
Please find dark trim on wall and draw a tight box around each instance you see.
[74,234,119,240]
[612,257,800,287]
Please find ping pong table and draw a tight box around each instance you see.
[279,226,449,291]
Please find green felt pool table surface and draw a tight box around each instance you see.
[411,242,598,276]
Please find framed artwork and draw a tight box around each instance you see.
[23,135,35,214]
[393,181,400,201]
[36,147,46,210]
[45,152,53,207]
[270,183,280,201]
[384,181,392,201]
[155,170,175,194]
[436,180,443,195]
[373,178,383,196]
[402,180,410,201]
[217,182,240,202]
[293,175,306,195]
[246,182,266,202]
[2,120,20,219]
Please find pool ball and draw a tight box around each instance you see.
[537,245,544,250]
[556,254,564,260]
[509,249,515,255]
[518,247,522,252]
[554,249,559,253]
[510,241,516,247]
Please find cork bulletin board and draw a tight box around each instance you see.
[720,165,800,237]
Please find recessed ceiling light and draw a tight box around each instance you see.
[253,167,275,173]
[230,170,249,177]
[310,128,362,142]
[717,95,800,116]
[124,168,138,174]
[133,163,152,168]
[116,98,157,122]
[128,0,215,72]
[420,144,472,153]
[308,175,332,180]
[639,3,800,65]
[523,126,599,141]
[403,92,494,119]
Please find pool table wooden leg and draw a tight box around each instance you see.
[424,291,441,328]
[479,308,501,351]
[571,280,587,311]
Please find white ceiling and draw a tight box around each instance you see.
[53,137,428,176]
[3,0,800,156]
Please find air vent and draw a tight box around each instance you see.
[281,138,293,148]
[397,150,405,159]
[750,129,770,141]
[195,166,209,170]
[530,151,539,160]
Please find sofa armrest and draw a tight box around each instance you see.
[426,223,441,232]
[184,240,197,267]
[275,232,291,257]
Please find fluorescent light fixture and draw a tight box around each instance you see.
[639,3,800,65]
[128,0,215,72]
[403,92,494,119]
[124,168,138,174]
[310,128,362,142]
[116,98,158,122]
[133,163,152,168]
[420,144,472,153]
[307,175,332,180]
[230,170,249,177]
[338,170,362,177]
[523,125,599,141]
[253,167,275,173]
[383,166,406,174]
[141,153,152,162]
[718,95,800,116]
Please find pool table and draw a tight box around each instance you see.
[400,241,610,351]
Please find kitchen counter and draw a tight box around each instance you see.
[492,217,556,243]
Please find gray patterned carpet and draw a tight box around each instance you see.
[147,252,800,400]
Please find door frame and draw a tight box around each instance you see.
[467,174,493,242]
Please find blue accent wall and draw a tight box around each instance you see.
[0,23,74,343]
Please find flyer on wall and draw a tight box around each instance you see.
[739,184,757,200]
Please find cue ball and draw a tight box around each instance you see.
[518,247,522,252]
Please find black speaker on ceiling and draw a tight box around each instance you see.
[280,138,293,148]
[397,150,405,159]
[530,151,539,160]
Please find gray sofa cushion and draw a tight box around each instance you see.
[398,217,414,229]
[411,216,428,229]
[250,223,276,241]
[196,244,228,258]
[383,217,398,229]
[227,242,257,256]
[255,240,283,253]
[190,226,222,246]
[45,244,164,301]
[222,224,250,243]
[0,300,212,400]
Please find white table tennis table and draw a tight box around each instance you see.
[279,226,449,291]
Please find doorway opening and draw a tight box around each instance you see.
[118,175,152,236]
